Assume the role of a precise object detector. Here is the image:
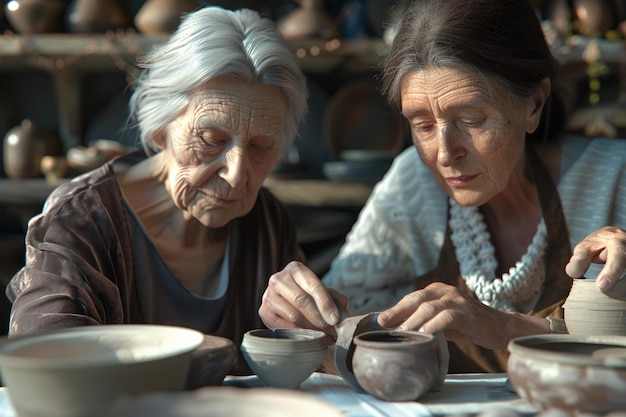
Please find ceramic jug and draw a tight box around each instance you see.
[65,0,131,33]
[134,0,197,35]
[3,119,62,179]
[4,0,68,34]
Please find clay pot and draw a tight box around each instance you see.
[134,0,197,35]
[3,119,62,179]
[276,0,338,40]
[65,0,131,33]
[4,0,68,34]
[240,328,328,389]
[351,330,448,402]
[572,0,617,36]
[185,335,237,390]
[563,278,626,336]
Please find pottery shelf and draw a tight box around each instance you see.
[0,33,386,150]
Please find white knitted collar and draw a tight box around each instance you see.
[448,199,548,312]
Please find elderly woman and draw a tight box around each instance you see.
[259,0,626,373]
[6,6,308,373]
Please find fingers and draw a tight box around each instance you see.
[377,282,453,330]
[595,241,626,292]
[258,261,341,333]
[566,226,626,292]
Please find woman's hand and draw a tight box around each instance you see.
[565,226,626,292]
[259,261,348,335]
[377,282,550,350]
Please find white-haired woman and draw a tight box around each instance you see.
[6,6,308,375]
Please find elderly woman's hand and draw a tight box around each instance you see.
[565,226,626,292]
[377,282,550,350]
[259,261,348,335]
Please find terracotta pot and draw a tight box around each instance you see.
[351,330,448,402]
[4,0,68,34]
[65,0,131,33]
[3,119,62,179]
[134,0,197,35]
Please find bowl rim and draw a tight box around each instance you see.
[507,334,626,368]
[244,328,327,341]
[0,324,204,369]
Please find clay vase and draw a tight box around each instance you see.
[276,0,338,40]
[351,330,449,402]
[563,278,626,336]
[65,0,131,33]
[134,0,197,35]
[4,0,69,34]
[572,0,617,36]
[3,119,62,179]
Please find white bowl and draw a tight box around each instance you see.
[240,328,328,389]
[0,324,204,417]
[507,334,626,413]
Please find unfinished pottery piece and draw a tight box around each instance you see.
[507,334,626,413]
[563,277,626,336]
[351,330,448,402]
[240,328,328,389]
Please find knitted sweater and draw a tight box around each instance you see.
[323,135,626,314]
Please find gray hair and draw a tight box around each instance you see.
[129,6,308,156]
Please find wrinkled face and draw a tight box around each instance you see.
[157,77,287,227]
[400,67,543,207]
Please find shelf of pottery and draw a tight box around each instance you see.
[0,0,394,182]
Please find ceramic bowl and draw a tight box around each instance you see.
[563,278,626,336]
[186,334,237,390]
[0,325,205,417]
[507,334,626,413]
[240,328,328,389]
[351,330,447,402]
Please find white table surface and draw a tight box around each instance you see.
[0,373,538,417]
[225,372,538,417]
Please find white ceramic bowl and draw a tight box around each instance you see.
[507,334,626,413]
[240,328,328,389]
[0,324,204,417]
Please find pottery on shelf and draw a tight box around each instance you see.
[134,0,197,36]
[276,0,338,40]
[65,0,131,33]
[4,0,69,34]
[351,330,449,402]
[3,119,62,179]
[572,0,617,36]
[563,277,626,336]
[240,328,328,389]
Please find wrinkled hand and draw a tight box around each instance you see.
[259,261,347,336]
[565,226,626,292]
[377,282,549,350]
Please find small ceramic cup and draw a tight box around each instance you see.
[351,330,449,402]
[240,328,329,389]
